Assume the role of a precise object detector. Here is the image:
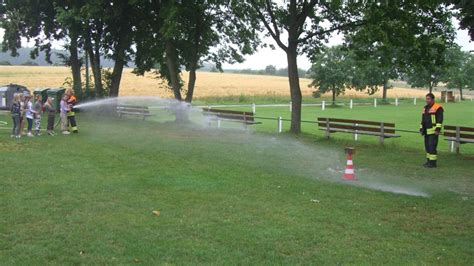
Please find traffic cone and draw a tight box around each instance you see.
[343,153,355,180]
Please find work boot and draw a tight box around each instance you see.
[424,160,436,168]
[422,159,430,167]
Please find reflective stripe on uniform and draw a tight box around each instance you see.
[427,128,436,134]
[431,114,436,124]
[426,153,430,159]
[428,154,438,160]
[67,112,75,117]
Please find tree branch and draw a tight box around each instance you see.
[296,0,318,28]
[298,19,366,44]
[250,0,288,52]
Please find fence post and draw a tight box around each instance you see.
[354,123,358,141]
[414,97,417,105]
[350,99,353,109]
[322,101,326,111]
[445,94,448,104]
[395,98,399,106]
[380,122,385,144]
[455,126,460,154]
[325,118,330,138]
[217,117,221,129]
[278,116,282,133]
[252,103,256,114]
[374,98,377,108]
[289,101,292,112]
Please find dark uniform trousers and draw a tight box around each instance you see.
[424,134,439,162]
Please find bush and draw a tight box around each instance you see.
[21,60,39,66]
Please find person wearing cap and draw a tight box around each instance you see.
[420,93,444,168]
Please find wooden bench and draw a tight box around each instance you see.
[116,105,153,120]
[443,125,474,154]
[202,108,262,128]
[317,117,401,144]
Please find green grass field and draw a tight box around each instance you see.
[0,98,473,264]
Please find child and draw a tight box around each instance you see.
[33,94,43,136]
[10,93,21,139]
[44,97,56,136]
[65,88,78,133]
[19,93,27,136]
[60,94,70,135]
[24,95,34,137]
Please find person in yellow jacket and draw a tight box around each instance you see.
[65,88,78,133]
[420,93,443,168]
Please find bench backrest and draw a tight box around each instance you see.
[202,108,255,122]
[117,105,150,114]
[444,125,474,140]
[317,117,396,134]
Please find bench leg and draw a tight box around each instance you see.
[217,118,221,129]
[379,136,384,145]
[449,141,454,153]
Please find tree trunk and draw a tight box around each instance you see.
[109,32,129,97]
[85,27,103,98]
[332,86,336,106]
[287,46,302,134]
[382,79,388,100]
[87,48,103,98]
[69,37,82,100]
[109,59,124,97]
[165,41,189,122]
[165,41,183,101]
[459,87,463,101]
[185,60,197,103]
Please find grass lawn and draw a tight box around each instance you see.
[0,99,473,264]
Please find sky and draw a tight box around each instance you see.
[222,25,474,70]
[1,21,473,71]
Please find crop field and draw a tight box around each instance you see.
[0,65,460,99]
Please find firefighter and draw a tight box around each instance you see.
[65,88,78,133]
[420,93,443,168]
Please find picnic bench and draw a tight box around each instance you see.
[443,125,474,154]
[116,105,153,120]
[317,117,401,144]
[202,108,262,129]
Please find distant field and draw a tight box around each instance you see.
[0,65,461,99]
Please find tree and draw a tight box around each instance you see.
[308,46,352,105]
[264,65,277,75]
[444,46,473,100]
[134,0,259,105]
[2,0,84,99]
[246,0,454,133]
[402,3,456,93]
[344,1,424,100]
[404,36,456,92]
[449,0,474,40]
[246,0,372,133]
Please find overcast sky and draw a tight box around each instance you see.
[1,21,472,71]
[222,25,474,70]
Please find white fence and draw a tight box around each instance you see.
[195,95,472,113]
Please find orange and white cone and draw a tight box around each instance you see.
[343,154,355,180]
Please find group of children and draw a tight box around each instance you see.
[10,88,78,139]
